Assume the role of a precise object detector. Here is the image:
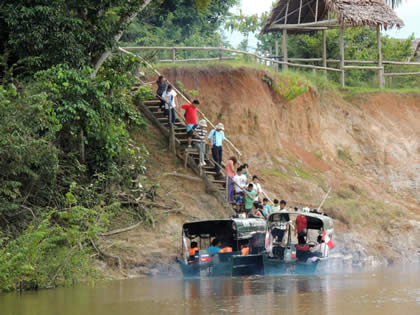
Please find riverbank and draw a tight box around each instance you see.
[95,65,420,278]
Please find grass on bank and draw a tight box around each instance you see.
[154,59,420,99]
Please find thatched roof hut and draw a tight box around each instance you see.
[261,0,404,34]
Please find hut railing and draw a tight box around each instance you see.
[121,46,420,87]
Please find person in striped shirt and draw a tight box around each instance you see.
[192,120,208,166]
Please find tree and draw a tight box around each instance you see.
[121,0,239,50]
[0,0,153,76]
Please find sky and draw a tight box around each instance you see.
[231,0,419,48]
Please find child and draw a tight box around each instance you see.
[192,119,207,166]
[244,183,257,216]
[272,199,281,212]
[262,198,271,217]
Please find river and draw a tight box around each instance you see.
[1,265,419,315]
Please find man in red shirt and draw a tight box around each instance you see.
[181,100,200,148]
[295,214,307,237]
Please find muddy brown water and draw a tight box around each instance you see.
[1,265,419,315]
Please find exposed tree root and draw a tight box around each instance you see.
[98,222,141,236]
[90,239,128,277]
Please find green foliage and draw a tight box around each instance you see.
[0,54,149,291]
[34,58,145,170]
[0,0,152,75]
[189,89,200,97]
[175,80,185,93]
[337,148,354,166]
[273,72,310,101]
[121,0,238,60]
[134,85,156,103]
[0,84,61,216]
[0,182,114,292]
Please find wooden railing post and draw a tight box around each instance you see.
[282,29,288,71]
[322,29,327,76]
[172,48,176,64]
[275,40,279,71]
[377,25,385,89]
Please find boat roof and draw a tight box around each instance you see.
[268,211,334,234]
[182,219,266,240]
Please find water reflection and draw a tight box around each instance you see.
[1,265,419,315]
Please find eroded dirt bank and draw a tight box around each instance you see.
[97,66,420,278]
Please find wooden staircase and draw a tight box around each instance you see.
[136,96,235,214]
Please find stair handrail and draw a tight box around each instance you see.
[118,47,242,160]
[120,47,276,207]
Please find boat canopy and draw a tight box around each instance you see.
[268,211,334,236]
[183,219,266,240]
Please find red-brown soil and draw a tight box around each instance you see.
[161,66,420,215]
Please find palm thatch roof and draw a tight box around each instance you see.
[261,0,404,34]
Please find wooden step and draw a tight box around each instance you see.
[163,124,185,128]
[205,171,217,176]
[210,179,226,184]
[175,134,189,139]
[153,112,166,118]
[147,106,161,110]
[144,100,160,105]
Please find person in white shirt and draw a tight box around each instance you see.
[233,167,247,194]
[250,175,263,201]
[162,84,177,124]
[312,235,330,257]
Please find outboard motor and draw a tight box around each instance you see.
[198,250,213,269]
[284,243,297,263]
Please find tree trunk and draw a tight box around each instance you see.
[91,0,153,79]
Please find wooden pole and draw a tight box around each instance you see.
[285,0,290,24]
[315,0,319,22]
[282,29,288,71]
[270,47,274,69]
[275,40,279,71]
[298,0,303,24]
[322,29,327,76]
[377,25,384,89]
[168,109,176,154]
[172,48,176,64]
[339,27,345,87]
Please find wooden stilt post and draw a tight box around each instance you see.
[322,29,327,76]
[377,25,385,89]
[270,47,274,69]
[339,27,345,88]
[282,29,288,71]
[275,40,279,71]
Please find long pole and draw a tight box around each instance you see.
[317,187,332,212]
[322,29,327,76]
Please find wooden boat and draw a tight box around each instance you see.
[178,219,267,277]
[263,210,334,275]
